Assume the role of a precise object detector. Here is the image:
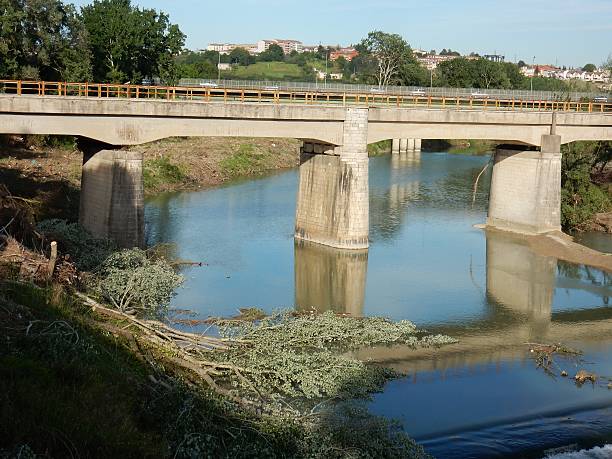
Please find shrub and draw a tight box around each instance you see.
[37,219,116,271]
[96,248,183,315]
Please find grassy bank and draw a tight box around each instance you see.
[422,139,497,155]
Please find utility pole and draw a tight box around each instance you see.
[217,52,221,83]
[324,50,328,88]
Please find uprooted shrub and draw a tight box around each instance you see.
[95,248,183,316]
[37,219,115,271]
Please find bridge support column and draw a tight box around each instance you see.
[392,138,400,154]
[487,135,561,234]
[295,108,369,249]
[414,138,422,151]
[78,138,144,248]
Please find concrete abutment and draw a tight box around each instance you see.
[487,134,561,234]
[78,138,144,248]
[295,108,370,249]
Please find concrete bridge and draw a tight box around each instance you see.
[1,83,612,248]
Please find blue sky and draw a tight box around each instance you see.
[70,0,612,68]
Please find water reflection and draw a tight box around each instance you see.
[486,230,555,321]
[294,240,368,316]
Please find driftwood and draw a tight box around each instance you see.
[75,292,261,407]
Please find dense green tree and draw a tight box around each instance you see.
[228,47,254,66]
[81,0,184,83]
[258,43,284,62]
[582,63,596,72]
[0,0,91,80]
[358,31,414,87]
[436,58,475,87]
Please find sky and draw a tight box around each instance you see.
[70,0,612,68]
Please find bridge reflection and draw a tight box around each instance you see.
[294,229,612,373]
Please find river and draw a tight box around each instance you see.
[146,151,612,459]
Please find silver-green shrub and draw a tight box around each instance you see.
[96,249,183,316]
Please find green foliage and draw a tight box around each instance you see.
[436,58,514,89]
[228,47,254,66]
[1,282,434,458]
[37,219,116,271]
[219,144,264,176]
[358,31,415,87]
[211,311,456,400]
[95,248,183,315]
[0,0,92,80]
[368,140,391,156]
[229,61,307,80]
[258,43,285,62]
[143,156,187,191]
[81,0,185,83]
[561,141,612,230]
[582,63,596,72]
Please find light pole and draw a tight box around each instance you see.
[430,68,433,88]
[530,56,535,94]
[217,52,221,83]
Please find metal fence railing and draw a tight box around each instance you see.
[179,78,610,102]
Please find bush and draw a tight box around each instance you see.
[37,219,116,271]
[96,248,183,315]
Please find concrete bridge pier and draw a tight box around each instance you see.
[487,134,561,234]
[78,138,144,248]
[295,108,369,249]
[392,138,422,154]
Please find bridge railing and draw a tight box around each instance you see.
[1,80,611,113]
[179,78,610,102]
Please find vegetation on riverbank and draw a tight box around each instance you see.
[561,141,611,231]
[0,205,452,457]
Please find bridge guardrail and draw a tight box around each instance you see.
[1,80,611,113]
[179,78,610,102]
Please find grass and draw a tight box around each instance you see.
[219,143,276,177]
[228,62,306,80]
[143,156,187,191]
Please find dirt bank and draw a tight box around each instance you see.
[0,136,300,220]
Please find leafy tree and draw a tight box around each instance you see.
[358,31,413,87]
[175,50,217,78]
[0,0,91,80]
[582,63,596,72]
[82,0,185,83]
[517,60,527,67]
[258,43,284,62]
[228,47,254,66]
[436,58,475,87]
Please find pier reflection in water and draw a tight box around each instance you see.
[294,240,367,316]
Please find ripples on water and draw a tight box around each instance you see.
[146,151,612,458]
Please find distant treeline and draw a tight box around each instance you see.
[1,2,609,94]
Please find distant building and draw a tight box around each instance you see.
[257,39,304,55]
[217,63,232,71]
[329,48,359,61]
[206,43,258,55]
[483,54,505,62]
[416,54,458,70]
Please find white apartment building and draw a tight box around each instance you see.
[257,39,304,55]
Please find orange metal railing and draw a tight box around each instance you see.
[0,80,610,113]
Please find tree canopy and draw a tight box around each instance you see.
[81,0,184,83]
[0,0,91,80]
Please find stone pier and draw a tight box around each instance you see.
[78,138,144,248]
[487,134,561,234]
[295,108,369,249]
[392,138,422,154]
